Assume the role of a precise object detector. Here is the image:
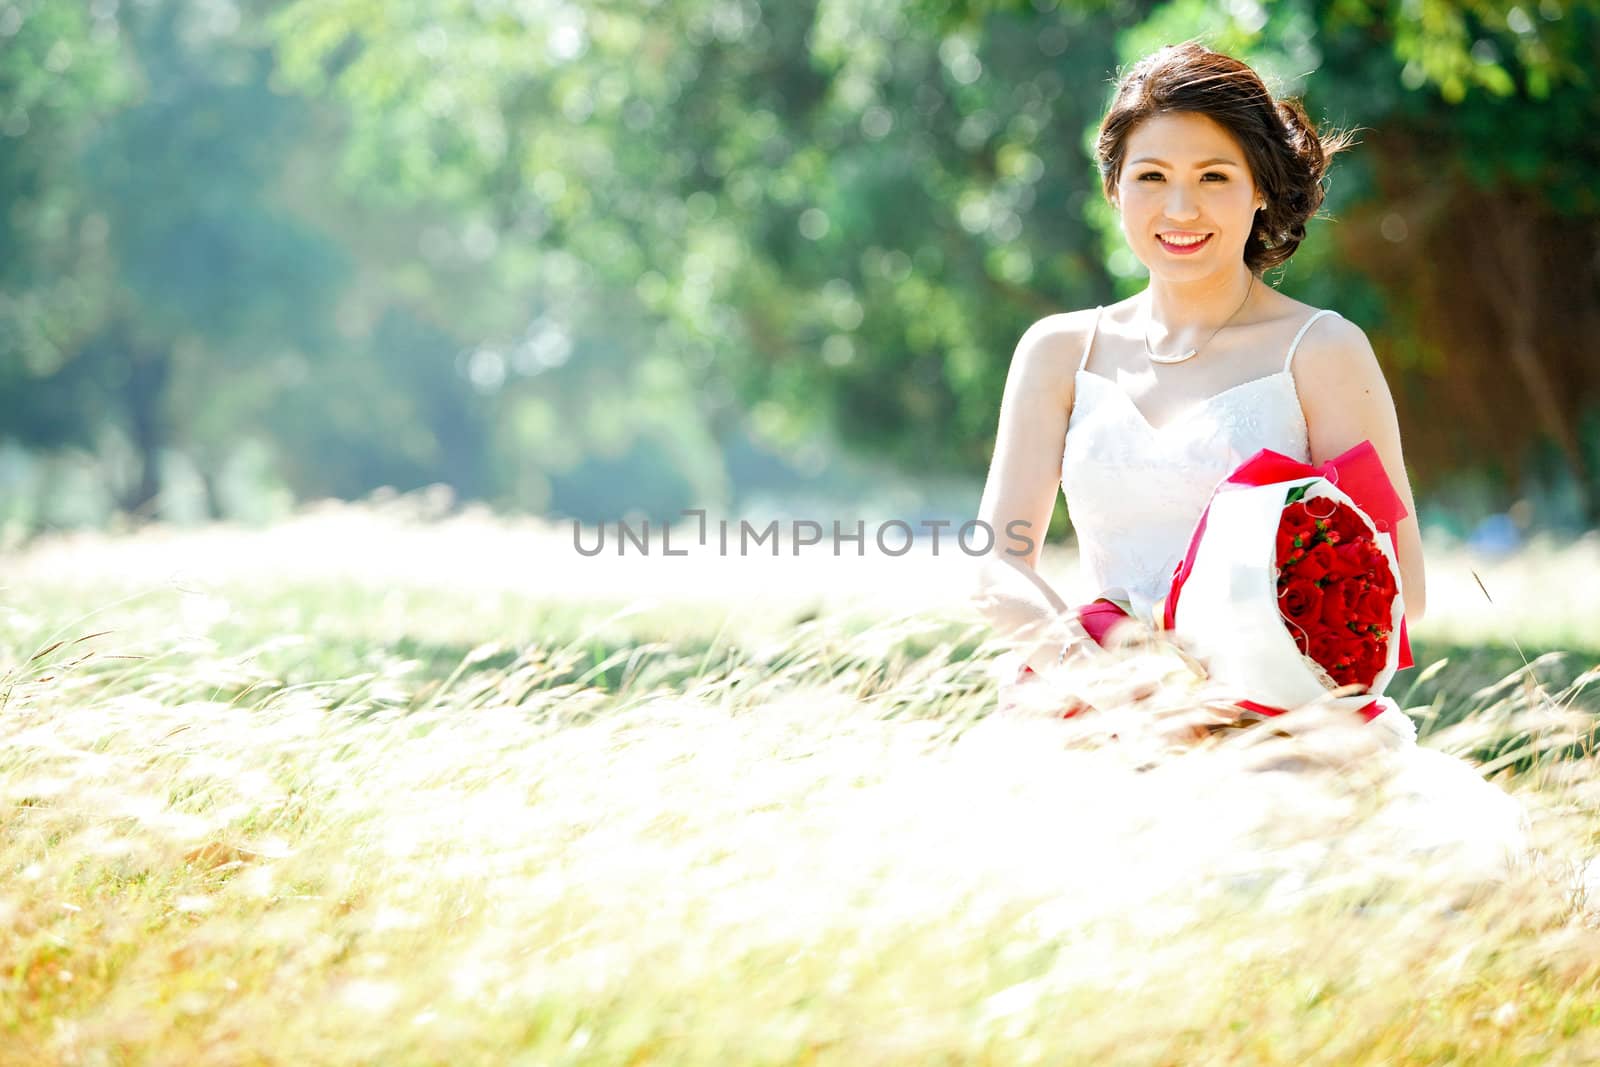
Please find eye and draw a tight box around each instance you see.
[1135,172,1229,182]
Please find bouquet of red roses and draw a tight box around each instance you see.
[1160,442,1413,727]
[1274,493,1399,690]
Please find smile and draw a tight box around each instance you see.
[1157,233,1212,254]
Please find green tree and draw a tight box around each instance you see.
[941,0,1600,522]
[272,0,1600,526]
[76,2,347,514]
[0,1,127,453]
[268,0,1131,525]
[2,0,351,517]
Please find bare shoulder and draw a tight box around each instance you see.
[1015,306,1098,361]
[1008,306,1099,400]
[1291,310,1387,393]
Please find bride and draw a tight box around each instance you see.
[969,42,1530,885]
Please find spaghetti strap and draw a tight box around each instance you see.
[1079,305,1104,373]
[1283,308,1340,373]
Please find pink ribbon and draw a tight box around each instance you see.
[1076,598,1133,646]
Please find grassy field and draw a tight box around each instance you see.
[2,502,1598,1065]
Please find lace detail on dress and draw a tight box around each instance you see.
[1060,306,1330,620]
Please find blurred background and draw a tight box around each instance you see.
[2,0,1597,549]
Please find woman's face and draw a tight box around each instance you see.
[1112,111,1264,278]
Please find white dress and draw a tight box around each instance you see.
[1047,304,1531,884]
[1062,304,1321,624]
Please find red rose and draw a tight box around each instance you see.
[1342,645,1383,689]
[1296,541,1338,583]
[1337,578,1364,612]
[1335,635,1369,670]
[1281,502,1317,547]
[1372,558,1398,596]
[1327,503,1369,544]
[1275,526,1302,569]
[1318,583,1351,629]
[1328,643,1373,687]
[1329,542,1367,583]
[1356,587,1393,627]
[1280,578,1322,625]
[1357,542,1398,595]
[1308,632,1348,673]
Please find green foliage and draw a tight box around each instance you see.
[1,0,1597,526]
[0,0,128,449]
[0,1,353,514]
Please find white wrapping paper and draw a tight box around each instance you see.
[1171,475,1408,731]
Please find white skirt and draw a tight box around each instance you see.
[1355,739,1531,885]
[988,651,1533,892]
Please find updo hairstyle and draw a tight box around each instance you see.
[1095,41,1357,275]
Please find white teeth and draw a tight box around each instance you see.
[1162,233,1209,246]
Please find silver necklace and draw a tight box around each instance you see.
[1143,274,1255,365]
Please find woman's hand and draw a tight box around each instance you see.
[997,644,1098,720]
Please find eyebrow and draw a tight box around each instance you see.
[1129,157,1242,168]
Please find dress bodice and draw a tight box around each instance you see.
[1061,304,1332,620]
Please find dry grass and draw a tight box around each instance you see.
[0,502,1597,1065]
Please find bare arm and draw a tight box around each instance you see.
[1293,316,1428,621]
[970,312,1093,671]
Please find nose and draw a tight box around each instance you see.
[1164,184,1200,221]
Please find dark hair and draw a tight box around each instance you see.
[1094,41,1356,276]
